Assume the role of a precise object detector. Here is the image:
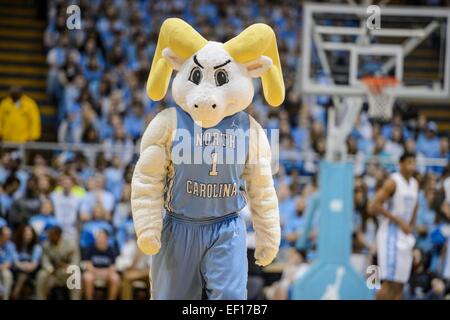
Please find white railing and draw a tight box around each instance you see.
[1,141,139,154]
[1,141,448,169]
[1,141,138,168]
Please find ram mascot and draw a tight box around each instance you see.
[131,18,284,300]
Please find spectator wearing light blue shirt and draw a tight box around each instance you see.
[124,101,145,141]
[29,199,59,242]
[115,218,135,251]
[282,196,307,247]
[104,157,125,203]
[0,225,16,300]
[112,176,132,232]
[80,204,115,250]
[416,188,437,254]
[0,175,20,219]
[278,182,297,247]
[417,122,441,159]
[82,56,103,86]
[103,124,135,166]
[429,137,450,175]
[11,225,42,299]
[80,174,115,222]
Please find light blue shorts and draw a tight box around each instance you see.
[151,212,248,300]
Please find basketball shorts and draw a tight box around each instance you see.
[376,223,415,284]
[151,212,248,300]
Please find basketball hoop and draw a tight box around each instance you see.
[361,76,399,121]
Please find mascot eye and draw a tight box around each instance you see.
[214,69,228,86]
[189,67,202,85]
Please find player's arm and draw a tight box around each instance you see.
[131,108,175,255]
[243,116,280,267]
[369,179,412,234]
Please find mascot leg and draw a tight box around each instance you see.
[200,214,248,300]
[151,214,247,300]
[151,215,204,300]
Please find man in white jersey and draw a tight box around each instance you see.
[369,152,419,300]
[439,167,450,282]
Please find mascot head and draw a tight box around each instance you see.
[147,18,285,128]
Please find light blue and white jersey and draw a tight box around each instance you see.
[377,172,418,283]
[384,172,418,228]
[165,107,250,219]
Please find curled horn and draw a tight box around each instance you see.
[147,18,208,101]
[224,24,285,107]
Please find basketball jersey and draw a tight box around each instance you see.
[377,172,418,283]
[383,172,418,228]
[164,107,250,219]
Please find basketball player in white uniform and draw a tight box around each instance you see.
[439,171,450,282]
[369,152,418,300]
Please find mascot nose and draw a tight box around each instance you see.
[194,103,217,110]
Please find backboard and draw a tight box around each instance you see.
[299,3,450,101]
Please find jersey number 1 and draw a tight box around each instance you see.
[209,152,218,176]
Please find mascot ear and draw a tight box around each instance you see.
[245,56,272,78]
[162,48,184,71]
[147,18,207,101]
[224,23,285,107]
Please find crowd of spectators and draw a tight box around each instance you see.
[0,149,150,299]
[1,0,450,300]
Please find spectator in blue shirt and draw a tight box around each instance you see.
[80,174,115,222]
[282,196,307,247]
[82,56,103,85]
[82,229,120,300]
[80,204,114,250]
[0,175,20,219]
[0,225,16,300]
[115,217,134,251]
[124,101,145,141]
[417,122,441,159]
[439,137,450,160]
[112,185,131,232]
[29,199,59,242]
[279,185,297,230]
[430,137,450,175]
[104,157,125,203]
[11,225,42,299]
[416,187,437,253]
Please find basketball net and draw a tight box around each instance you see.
[361,76,399,121]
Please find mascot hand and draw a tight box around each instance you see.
[254,246,278,267]
[137,230,161,255]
